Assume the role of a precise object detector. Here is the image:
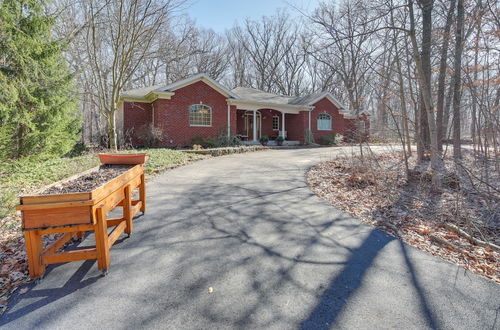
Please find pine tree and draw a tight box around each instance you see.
[0,0,79,159]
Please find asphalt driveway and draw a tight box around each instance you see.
[1,146,499,329]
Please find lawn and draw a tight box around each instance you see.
[0,149,199,221]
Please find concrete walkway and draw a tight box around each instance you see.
[2,146,499,329]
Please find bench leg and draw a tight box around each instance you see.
[139,173,146,214]
[124,185,132,236]
[24,230,45,279]
[94,207,110,272]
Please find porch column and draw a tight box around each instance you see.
[281,113,286,138]
[252,110,257,142]
[227,104,231,137]
[308,111,311,130]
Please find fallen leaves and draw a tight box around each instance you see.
[307,151,500,283]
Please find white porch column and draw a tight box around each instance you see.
[227,104,231,137]
[252,110,257,142]
[281,113,286,138]
[308,111,311,130]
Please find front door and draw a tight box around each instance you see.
[245,111,261,140]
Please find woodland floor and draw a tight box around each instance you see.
[307,149,500,284]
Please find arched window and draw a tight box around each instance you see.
[317,113,332,130]
[189,104,212,126]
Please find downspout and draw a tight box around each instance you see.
[151,102,155,127]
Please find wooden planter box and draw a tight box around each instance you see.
[17,164,146,279]
[98,153,148,165]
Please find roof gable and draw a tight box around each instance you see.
[120,73,236,102]
[300,92,346,110]
[159,73,237,98]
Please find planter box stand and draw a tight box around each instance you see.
[17,165,146,279]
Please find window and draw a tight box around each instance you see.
[189,104,212,126]
[317,113,332,130]
[272,115,279,130]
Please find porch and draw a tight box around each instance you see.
[228,87,314,145]
[234,108,308,145]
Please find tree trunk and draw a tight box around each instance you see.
[419,0,433,159]
[410,0,444,188]
[436,0,456,151]
[107,107,117,151]
[452,0,465,160]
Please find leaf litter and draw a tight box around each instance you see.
[307,150,499,283]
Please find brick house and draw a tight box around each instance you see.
[118,73,369,147]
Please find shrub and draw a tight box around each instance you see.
[259,136,269,145]
[66,141,89,157]
[276,136,284,142]
[216,135,242,147]
[191,135,204,146]
[304,129,315,145]
[318,133,337,145]
[138,123,163,148]
[203,135,241,148]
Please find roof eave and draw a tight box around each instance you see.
[119,91,174,103]
[227,99,313,112]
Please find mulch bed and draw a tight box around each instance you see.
[307,150,500,283]
[41,165,132,195]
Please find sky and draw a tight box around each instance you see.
[185,0,321,33]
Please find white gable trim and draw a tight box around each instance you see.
[159,73,238,99]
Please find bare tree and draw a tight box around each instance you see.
[83,0,185,149]
[310,0,376,113]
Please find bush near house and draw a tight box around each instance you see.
[318,133,337,145]
[203,135,241,148]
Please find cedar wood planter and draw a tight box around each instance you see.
[98,152,148,165]
[16,154,147,279]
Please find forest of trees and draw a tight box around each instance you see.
[1,0,499,189]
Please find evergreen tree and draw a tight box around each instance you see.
[0,0,79,159]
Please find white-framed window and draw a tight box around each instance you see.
[317,113,332,130]
[272,115,279,130]
[189,104,212,126]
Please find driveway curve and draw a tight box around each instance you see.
[2,146,499,330]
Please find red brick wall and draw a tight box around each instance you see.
[345,114,370,142]
[124,81,237,147]
[155,81,234,146]
[310,98,349,142]
[123,101,152,146]
[285,112,307,142]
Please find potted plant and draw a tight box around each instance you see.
[259,136,269,146]
[276,136,285,146]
